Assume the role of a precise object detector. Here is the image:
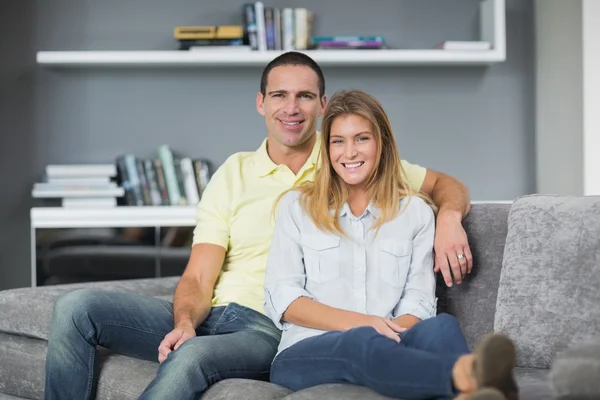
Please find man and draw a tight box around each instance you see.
[44,51,472,399]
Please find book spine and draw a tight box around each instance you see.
[116,155,135,205]
[255,2,267,51]
[144,159,163,206]
[135,158,152,205]
[158,146,181,206]
[242,3,259,50]
[124,154,144,206]
[282,8,294,51]
[153,159,171,205]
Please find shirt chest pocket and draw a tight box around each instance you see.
[301,234,341,283]
[379,240,413,288]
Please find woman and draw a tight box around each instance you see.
[264,90,518,400]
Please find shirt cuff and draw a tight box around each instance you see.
[394,297,437,321]
[264,286,314,330]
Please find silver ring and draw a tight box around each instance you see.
[457,254,465,260]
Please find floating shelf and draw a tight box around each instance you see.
[36,0,506,68]
[36,49,506,67]
[30,206,198,229]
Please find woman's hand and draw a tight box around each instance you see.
[366,316,407,342]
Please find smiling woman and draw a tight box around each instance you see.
[263,89,519,400]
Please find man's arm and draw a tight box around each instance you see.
[173,243,225,330]
[157,243,225,363]
[420,169,473,287]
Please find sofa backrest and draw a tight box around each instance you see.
[494,195,600,369]
[438,203,511,349]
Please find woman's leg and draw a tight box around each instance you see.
[270,326,459,400]
[399,313,470,356]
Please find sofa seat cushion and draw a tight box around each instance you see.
[0,331,555,400]
[0,332,291,400]
[495,195,600,369]
[0,277,179,340]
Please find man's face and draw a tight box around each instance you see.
[257,65,326,149]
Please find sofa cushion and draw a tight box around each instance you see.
[550,336,600,400]
[495,195,600,369]
[203,379,291,400]
[442,203,511,349]
[0,277,179,340]
[0,332,290,400]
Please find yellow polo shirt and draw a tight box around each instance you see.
[192,135,427,314]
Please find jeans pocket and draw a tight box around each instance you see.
[212,303,243,334]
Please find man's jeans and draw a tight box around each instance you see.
[44,289,281,400]
[270,313,470,400]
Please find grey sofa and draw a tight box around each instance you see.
[1,194,599,400]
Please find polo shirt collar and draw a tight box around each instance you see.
[253,133,322,178]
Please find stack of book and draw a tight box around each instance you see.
[116,145,213,207]
[241,2,314,51]
[32,164,124,208]
[174,25,250,51]
[311,35,386,50]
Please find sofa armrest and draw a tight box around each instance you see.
[551,337,600,399]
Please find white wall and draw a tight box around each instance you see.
[583,0,600,195]
[535,0,600,196]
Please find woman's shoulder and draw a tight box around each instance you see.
[279,188,303,206]
[399,195,435,219]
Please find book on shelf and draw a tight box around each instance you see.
[116,145,213,208]
[33,165,124,208]
[33,147,214,209]
[45,164,117,179]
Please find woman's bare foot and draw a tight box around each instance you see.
[452,334,518,400]
[453,354,478,394]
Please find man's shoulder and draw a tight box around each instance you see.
[213,151,256,177]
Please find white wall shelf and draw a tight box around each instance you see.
[36,49,505,67]
[31,206,197,229]
[36,0,505,68]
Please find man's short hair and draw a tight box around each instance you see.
[260,51,325,98]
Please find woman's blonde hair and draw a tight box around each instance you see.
[277,89,434,236]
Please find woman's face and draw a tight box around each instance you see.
[328,114,378,191]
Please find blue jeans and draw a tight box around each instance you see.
[44,289,281,400]
[271,313,470,400]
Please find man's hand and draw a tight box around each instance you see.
[365,316,407,342]
[157,325,196,363]
[433,210,473,287]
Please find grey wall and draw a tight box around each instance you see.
[0,0,535,289]
[0,3,37,290]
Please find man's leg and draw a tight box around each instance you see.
[270,326,459,400]
[138,303,281,399]
[400,313,470,356]
[44,289,175,400]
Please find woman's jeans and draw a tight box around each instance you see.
[271,313,470,400]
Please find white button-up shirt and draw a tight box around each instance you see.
[264,190,437,355]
